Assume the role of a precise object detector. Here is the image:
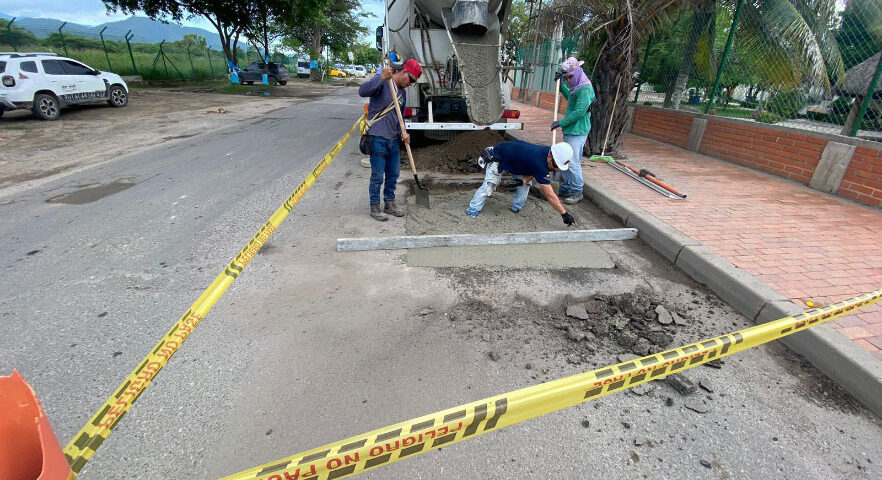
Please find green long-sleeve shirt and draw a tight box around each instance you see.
[558,82,595,136]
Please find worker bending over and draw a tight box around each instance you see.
[466,140,577,226]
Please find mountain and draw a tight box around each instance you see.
[0,12,223,49]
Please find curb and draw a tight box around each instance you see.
[581,178,882,418]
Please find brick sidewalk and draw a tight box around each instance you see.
[511,100,882,361]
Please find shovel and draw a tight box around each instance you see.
[388,77,430,208]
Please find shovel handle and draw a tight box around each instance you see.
[387,78,420,179]
[552,78,561,144]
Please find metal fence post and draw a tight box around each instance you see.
[634,36,653,103]
[159,40,170,80]
[125,30,138,74]
[186,44,195,75]
[58,22,68,57]
[206,46,215,77]
[850,54,882,137]
[99,26,112,71]
[706,0,743,114]
[7,17,16,52]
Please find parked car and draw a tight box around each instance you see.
[238,62,289,85]
[352,65,367,78]
[296,58,310,78]
[343,64,358,76]
[0,52,128,121]
[329,68,347,78]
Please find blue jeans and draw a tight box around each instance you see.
[466,162,531,217]
[558,134,587,197]
[369,136,401,205]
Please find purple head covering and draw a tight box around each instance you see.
[560,57,591,94]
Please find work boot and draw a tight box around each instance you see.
[562,195,583,205]
[384,200,405,217]
[370,203,388,221]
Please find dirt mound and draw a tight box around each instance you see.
[410,130,506,174]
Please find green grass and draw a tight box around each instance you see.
[0,124,28,131]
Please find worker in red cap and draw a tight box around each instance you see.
[358,58,423,221]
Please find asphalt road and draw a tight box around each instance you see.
[1,88,880,480]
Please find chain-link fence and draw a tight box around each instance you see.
[514,0,881,141]
[512,35,579,95]
[0,18,279,82]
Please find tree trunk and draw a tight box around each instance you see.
[588,37,637,155]
[310,28,323,82]
[664,2,715,109]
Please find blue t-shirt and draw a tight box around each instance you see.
[493,141,553,184]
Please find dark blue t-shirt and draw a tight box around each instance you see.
[493,141,553,184]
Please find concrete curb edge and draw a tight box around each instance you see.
[582,178,882,418]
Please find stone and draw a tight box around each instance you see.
[419,308,432,316]
[567,354,582,365]
[634,437,647,447]
[632,338,652,356]
[665,397,674,407]
[611,316,631,330]
[581,419,591,428]
[617,331,639,348]
[525,363,532,370]
[672,311,688,325]
[566,304,590,320]
[656,305,674,325]
[481,333,491,342]
[622,421,632,429]
[488,351,501,361]
[618,353,641,363]
[631,383,656,396]
[703,359,724,369]
[685,402,708,414]
[592,322,610,336]
[585,300,606,314]
[644,331,673,348]
[699,379,714,393]
[666,373,697,395]
[566,326,586,342]
[700,459,712,468]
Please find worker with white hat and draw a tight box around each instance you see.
[466,140,577,226]
[551,56,595,205]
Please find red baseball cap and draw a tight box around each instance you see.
[403,59,422,79]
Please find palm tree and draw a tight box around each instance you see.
[541,0,844,155]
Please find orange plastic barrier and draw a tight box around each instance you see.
[0,370,75,480]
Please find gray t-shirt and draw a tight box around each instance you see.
[358,73,406,140]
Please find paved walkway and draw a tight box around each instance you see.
[511,99,882,361]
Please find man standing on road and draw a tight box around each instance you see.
[551,56,595,205]
[466,140,577,226]
[358,58,422,221]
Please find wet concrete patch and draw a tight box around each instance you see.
[47,178,136,204]
[405,191,615,269]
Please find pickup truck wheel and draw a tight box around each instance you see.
[278,80,287,85]
[107,85,128,107]
[268,76,278,85]
[33,93,60,121]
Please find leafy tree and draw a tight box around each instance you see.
[282,0,369,60]
[350,42,381,65]
[836,0,882,70]
[503,0,529,65]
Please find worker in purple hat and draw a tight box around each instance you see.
[551,56,595,205]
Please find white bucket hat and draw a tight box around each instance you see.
[560,57,584,73]
[550,142,573,171]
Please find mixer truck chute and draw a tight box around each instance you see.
[379,0,522,136]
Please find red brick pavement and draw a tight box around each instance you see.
[511,100,882,361]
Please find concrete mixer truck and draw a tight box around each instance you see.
[376,0,522,139]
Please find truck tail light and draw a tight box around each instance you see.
[403,107,416,118]
[502,109,520,119]
[1,75,14,87]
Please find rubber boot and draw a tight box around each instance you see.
[370,203,388,221]
[384,200,405,217]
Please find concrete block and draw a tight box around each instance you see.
[674,246,787,320]
[626,210,702,264]
[757,300,882,418]
[686,118,708,152]
[624,105,636,133]
[582,179,633,223]
[809,141,856,194]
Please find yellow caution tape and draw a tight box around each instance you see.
[221,288,882,480]
[63,115,366,475]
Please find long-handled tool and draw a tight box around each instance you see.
[386,57,430,208]
[552,76,561,144]
[588,77,621,163]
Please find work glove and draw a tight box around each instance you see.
[553,70,564,81]
[550,120,561,131]
[561,211,576,226]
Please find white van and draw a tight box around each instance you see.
[296,58,311,78]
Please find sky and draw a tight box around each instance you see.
[3,0,386,41]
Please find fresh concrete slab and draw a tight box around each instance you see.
[406,242,616,268]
